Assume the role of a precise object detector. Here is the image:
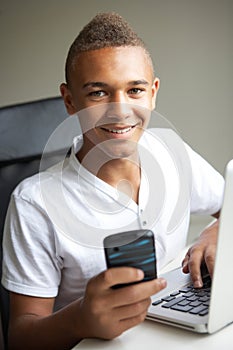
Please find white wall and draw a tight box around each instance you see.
[0,0,232,174]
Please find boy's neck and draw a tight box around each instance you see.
[76,146,141,204]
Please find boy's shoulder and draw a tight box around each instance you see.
[12,160,68,204]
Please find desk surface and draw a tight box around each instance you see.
[73,319,233,350]
[72,247,233,350]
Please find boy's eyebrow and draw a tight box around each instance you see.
[82,82,108,89]
[82,80,150,89]
[129,80,150,86]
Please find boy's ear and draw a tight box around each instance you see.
[151,77,160,110]
[60,83,77,115]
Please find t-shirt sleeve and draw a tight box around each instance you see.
[1,193,62,297]
[186,144,225,215]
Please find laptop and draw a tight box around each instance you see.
[147,159,233,334]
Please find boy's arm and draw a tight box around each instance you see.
[8,267,166,350]
[182,212,220,287]
[9,293,80,350]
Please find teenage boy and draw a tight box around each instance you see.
[2,12,223,349]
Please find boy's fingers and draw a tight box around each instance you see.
[91,267,144,290]
[182,247,203,288]
[111,277,167,307]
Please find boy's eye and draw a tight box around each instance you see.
[128,88,143,95]
[89,90,106,98]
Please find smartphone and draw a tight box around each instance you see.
[104,229,157,288]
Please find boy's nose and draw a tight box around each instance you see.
[106,101,133,122]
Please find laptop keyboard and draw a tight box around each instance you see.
[152,275,211,316]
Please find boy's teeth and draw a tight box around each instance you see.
[108,127,132,134]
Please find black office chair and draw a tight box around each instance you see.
[0,96,79,349]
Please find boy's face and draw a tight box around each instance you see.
[61,46,159,159]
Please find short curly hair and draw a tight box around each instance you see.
[65,12,154,84]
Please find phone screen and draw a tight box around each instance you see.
[104,230,157,287]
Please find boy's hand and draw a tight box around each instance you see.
[77,267,166,340]
[182,219,219,288]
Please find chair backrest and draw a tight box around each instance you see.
[0,96,74,349]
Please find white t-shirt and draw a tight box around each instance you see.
[1,129,224,311]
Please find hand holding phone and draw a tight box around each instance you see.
[104,229,157,288]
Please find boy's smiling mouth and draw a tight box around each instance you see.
[100,125,136,134]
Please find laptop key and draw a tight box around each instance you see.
[199,309,209,316]
[194,290,206,297]
[184,291,195,298]
[189,305,208,315]
[161,296,175,302]
[179,287,191,293]
[198,296,209,302]
[171,304,193,312]
[152,299,163,306]
[186,295,199,302]
[162,296,186,308]
[170,291,180,297]
[189,300,202,307]
[177,300,190,306]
